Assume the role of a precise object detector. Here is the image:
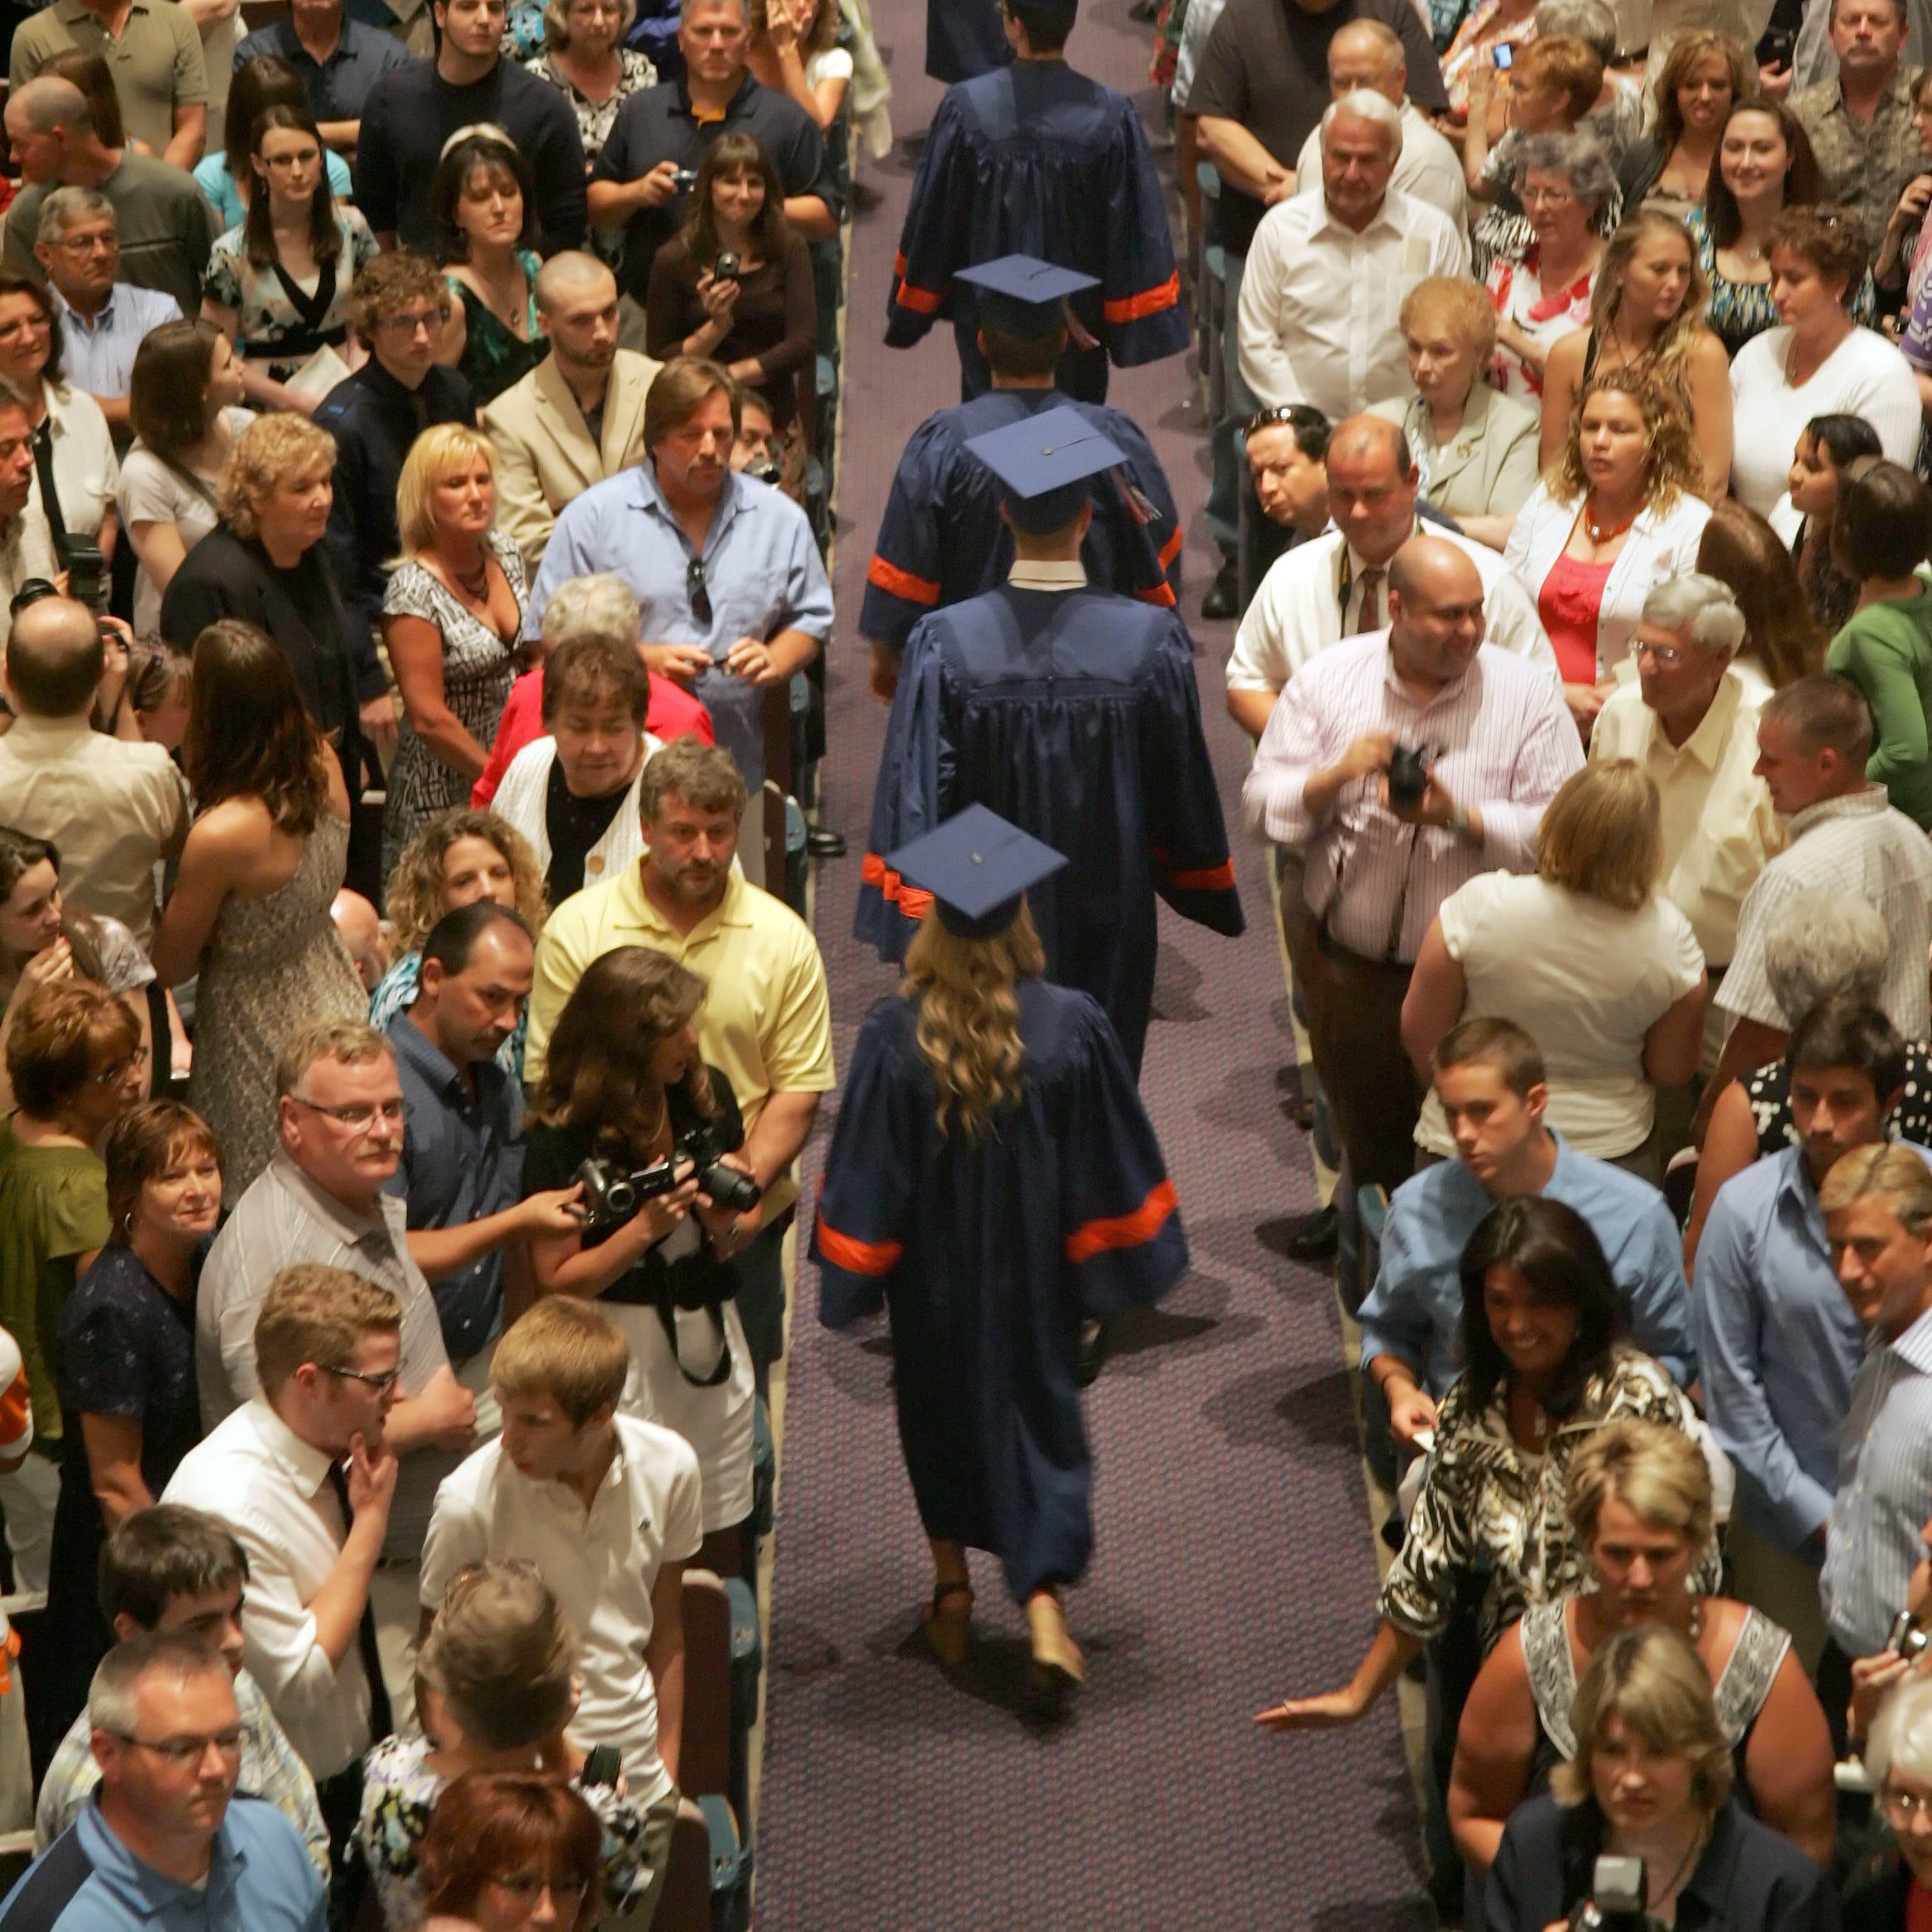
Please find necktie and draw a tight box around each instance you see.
[1353,567,1385,635]
[325,1463,395,1743]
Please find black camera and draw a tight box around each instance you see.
[715,249,741,280]
[1388,742,1432,808]
[1890,1611,1932,1661]
[58,535,105,615]
[741,449,781,486]
[672,165,699,190]
[574,1124,760,1229]
[1570,1856,1646,1932]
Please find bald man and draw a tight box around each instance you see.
[1291,22,1467,228]
[482,252,663,573]
[1243,534,1582,1191]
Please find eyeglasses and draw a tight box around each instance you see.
[50,233,114,255]
[286,1094,411,1133]
[322,1362,402,1392]
[1633,640,1690,666]
[108,1727,246,1767]
[1521,185,1578,209]
[1884,1786,1932,1824]
[1244,403,1316,438]
[686,556,713,626]
[374,309,448,338]
[486,1874,592,1907]
[91,1043,151,1086]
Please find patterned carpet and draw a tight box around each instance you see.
[752,2,1434,1920]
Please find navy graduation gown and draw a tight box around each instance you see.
[926,0,1011,82]
[855,584,1245,1074]
[810,979,1187,1603]
[861,386,1183,654]
[885,62,1190,404]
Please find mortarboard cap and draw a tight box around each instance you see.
[956,254,1098,339]
[963,404,1127,536]
[888,803,1067,941]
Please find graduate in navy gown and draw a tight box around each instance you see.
[863,256,1182,701]
[885,0,1189,404]
[813,808,1187,1702]
[927,0,1010,81]
[856,406,1244,1076]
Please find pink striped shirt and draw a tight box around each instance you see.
[1242,630,1584,963]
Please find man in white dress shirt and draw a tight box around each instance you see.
[1237,90,1468,427]
[1225,415,1556,738]
[1290,22,1468,228]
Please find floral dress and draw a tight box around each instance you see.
[1486,243,1597,402]
[203,207,379,381]
[379,529,525,878]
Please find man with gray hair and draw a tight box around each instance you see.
[1591,574,1784,1047]
[1238,89,1468,425]
[1,79,213,324]
[1709,673,1932,1110]
[482,255,661,573]
[1290,22,1467,226]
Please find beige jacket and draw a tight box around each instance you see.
[482,347,660,573]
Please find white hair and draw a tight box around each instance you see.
[1762,889,1889,1020]
[1868,1672,1932,1792]
[1321,88,1403,156]
[539,573,640,645]
[1640,573,1745,658]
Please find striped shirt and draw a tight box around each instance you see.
[1241,630,1583,963]
[1715,787,1932,1038]
[1821,1304,1932,1658]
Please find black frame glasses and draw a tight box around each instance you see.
[322,1362,402,1393]
[686,556,713,626]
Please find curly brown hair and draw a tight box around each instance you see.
[383,808,548,956]
[183,621,328,836]
[1769,202,1869,304]
[1553,371,1704,511]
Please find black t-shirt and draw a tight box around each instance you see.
[1187,0,1448,253]
[543,758,630,904]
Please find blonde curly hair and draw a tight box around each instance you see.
[382,808,548,956]
[900,904,1046,1139]
[1552,370,1703,511]
[217,413,336,540]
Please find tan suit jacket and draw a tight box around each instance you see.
[483,347,660,573]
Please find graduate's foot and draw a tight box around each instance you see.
[1074,1317,1109,1387]
[1201,559,1239,621]
[1026,1593,1085,1708]
[923,1581,974,1666]
[806,824,847,859]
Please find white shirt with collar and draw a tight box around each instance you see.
[31,380,117,540]
[419,1417,704,1805]
[1228,523,1558,698]
[1237,185,1470,421]
[162,1398,373,1781]
[1292,102,1469,231]
[1007,559,1087,590]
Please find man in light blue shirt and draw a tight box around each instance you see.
[524,357,833,880]
[1695,998,1907,1671]
[1359,1017,1694,1446]
[0,1629,325,1932]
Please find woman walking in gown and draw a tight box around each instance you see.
[151,620,367,1200]
[812,807,1187,1705]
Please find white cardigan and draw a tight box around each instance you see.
[491,731,664,896]
[1502,486,1713,680]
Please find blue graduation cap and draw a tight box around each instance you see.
[963,404,1128,536]
[887,803,1067,941]
[956,254,1098,338]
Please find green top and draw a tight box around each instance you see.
[1825,587,1932,830]
[0,1115,109,1440]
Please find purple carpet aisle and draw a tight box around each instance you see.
[753,1,1433,1918]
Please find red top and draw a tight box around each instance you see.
[1536,550,1613,685]
[1908,1877,1932,1932]
[472,667,715,808]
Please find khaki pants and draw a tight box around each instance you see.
[369,1562,424,1737]
[1727,1518,1829,1677]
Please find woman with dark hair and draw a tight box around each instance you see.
[645,132,816,443]
[116,322,249,635]
[0,271,116,558]
[193,55,353,233]
[41,1100,222,1752]
[1823,460,1932,829]
[432,126,544,407]
[813,809,1186,1700]
[149,619,364,1197]
[1616,31,1752,223]
[201,102,376,417]
[1728,209,1920,518]
[1695,498,1822,694]
[522,946,756,1575]
[1258,1196,1700,1737]
[1787,411,1884,637]
[415,1771,604,1932]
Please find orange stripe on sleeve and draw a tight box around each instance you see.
[1135,583,1178,607]
[1101,274,1181,326]
[861,852,935,920]
[1163,859,1236,891]
[817,1218,904,1276]
[868,554,942,606]
[1064,1179,1179,1263]
[892,253,947,315]
[1158,525,1183,570]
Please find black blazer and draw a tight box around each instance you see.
[1489,1796,1837,1932]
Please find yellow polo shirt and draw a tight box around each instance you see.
[526,862,835,1219]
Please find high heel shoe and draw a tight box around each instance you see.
[923,1581,973,1666]
[1026,1594,1085,1706]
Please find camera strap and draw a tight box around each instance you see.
[30,422,65,552]
[654,1297,734,1390]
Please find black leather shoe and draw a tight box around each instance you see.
[1201,562,1239,621]
[1285,1204,1338,1261]
[1074,1318,1109,1386]
[806,826,847,859]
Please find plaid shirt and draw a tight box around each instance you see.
[1791,68,1925,269]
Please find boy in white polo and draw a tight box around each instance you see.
[419,1299,699,1925]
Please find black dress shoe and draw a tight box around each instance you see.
[1285,1204,1338,1260]
[1201,562,1239,621]
[806,826,847,859]
[1074,1317,1109,1386]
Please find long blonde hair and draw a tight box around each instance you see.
[900,905,1045,1139]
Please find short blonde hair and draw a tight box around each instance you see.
[1552,1624,1733,1814]
[274,1019,393,1100]
[543,0,638,48]
[1536,761,1663,913]
[394,424,497,560]
[1819,1142,1932,1234]
[1399,275,1498,362]
[1566,1417,1714,1552]
[218,413,336,541]
[491,1299,629,1426]
[253,1264,400,1392]
[419,1563,578,1748]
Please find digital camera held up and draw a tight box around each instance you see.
[1569,1856,1646,1932]
[573,1120,760,1230]
[1387,742,1432,808]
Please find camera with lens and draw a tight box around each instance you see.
[574,1123,760,1230]
[57,535,105,616]
[1891,1611,1932,1661]
[715,249,741,280]
[741,448,782,486]
[1569,1856,1646,1932]
[1388,742,1432,808]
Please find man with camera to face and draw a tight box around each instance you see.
[1243,533,1581,1193]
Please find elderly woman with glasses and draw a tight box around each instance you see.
[1844,1669,1932,1930]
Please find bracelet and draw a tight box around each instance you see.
[1449,801,1472,840]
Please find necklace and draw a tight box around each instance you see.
[452,551,491,600]
[1584,494,1637,544]
[1647,1818,1711,1915]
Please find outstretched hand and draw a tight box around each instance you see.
[1254,1689,1367,1732]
